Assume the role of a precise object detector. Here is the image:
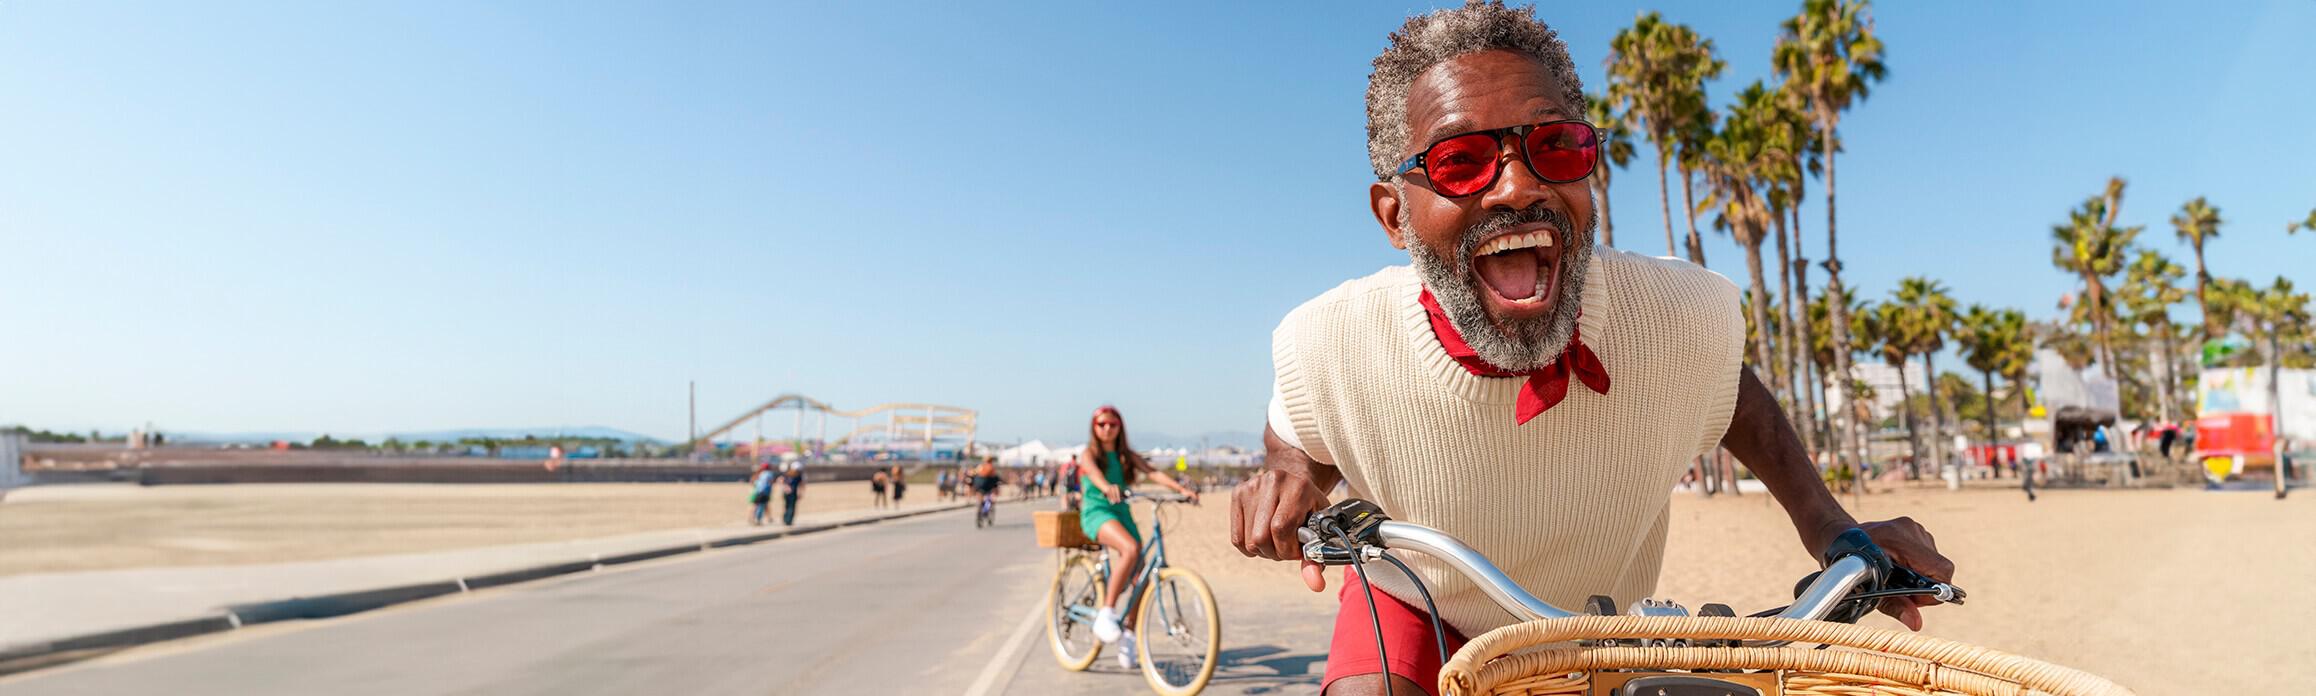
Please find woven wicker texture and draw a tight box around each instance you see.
[1438,616,2134,696]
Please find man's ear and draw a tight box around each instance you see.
[1371,181,1407,250]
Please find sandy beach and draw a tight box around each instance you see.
[0,482,949,575]
[1156,484,2316,694]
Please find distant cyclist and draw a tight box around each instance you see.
[972,456,1002,510]
[1078,405,1200,668]
[1226,5,1955,694]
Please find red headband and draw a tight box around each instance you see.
[1093,406,1122,425]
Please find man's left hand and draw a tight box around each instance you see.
[1856,516,1954,631]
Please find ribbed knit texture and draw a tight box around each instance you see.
[1273,245,1744,639]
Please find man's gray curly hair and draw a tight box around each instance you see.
[1364,1,1587,180]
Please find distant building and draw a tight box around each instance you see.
[1823,361,1928,424]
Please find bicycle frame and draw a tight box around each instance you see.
[1061,497,1185,628]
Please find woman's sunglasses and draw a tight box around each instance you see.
[1390,119,1598,198]
[1095,421,1120,429]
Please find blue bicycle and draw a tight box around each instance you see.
[1044,491,1220,695]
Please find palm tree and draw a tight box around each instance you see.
[1585,91,1638,248]
[2050,177,2141,381]
[1858,301,1924,475]
[1810,286,1869,491]
[2169,197,2224,342]
[1892,277,1958,480]
[1763,84,1821,452]
[2121,249,2189,422]
[1677,105,1718,266]
[1776,0,1886,471]
[1958,305,2030,455]
[2295,208,2316,234]
[1611,12,1724,259]
[1701,82,1788,391]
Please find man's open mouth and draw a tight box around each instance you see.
[1470,224,1563,317]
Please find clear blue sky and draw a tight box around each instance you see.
[4,1,2311,445]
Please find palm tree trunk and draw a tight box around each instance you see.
[1897,363,1921,478]
[1656,149,1677,257]
[2153,321,2176,422]
[1776,211,1813,451]
[1981,368,1999,476]
[1925,351,1950,486]
[1679,166,1706,266]
[1743,233,1777,397]
[2270,327,2288,499]
[2193,244,2216,341]
[1594,169,1616,248]
[2088,278,2118,381]
[1821,115,1865,476]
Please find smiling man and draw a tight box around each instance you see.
[1227,3,1955,694]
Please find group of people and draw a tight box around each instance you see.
[934,458,1081,503]
[746,462,805,527]
[868,465,909,509]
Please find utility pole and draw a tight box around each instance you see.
[688,380,697,459]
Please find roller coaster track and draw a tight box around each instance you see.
[686,394,976,451]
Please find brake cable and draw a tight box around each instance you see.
[1375,550,1450,669]
[1745,587,1951,619]
[1337,528,1394,696]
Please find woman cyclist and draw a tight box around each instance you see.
[1077,405,1200,665]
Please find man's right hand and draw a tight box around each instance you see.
[1232,424,1342,592]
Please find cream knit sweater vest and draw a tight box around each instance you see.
[1272,245,1744,638]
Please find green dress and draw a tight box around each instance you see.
[1077,450,1141,543]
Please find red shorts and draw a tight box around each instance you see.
[1320,568,1468,696]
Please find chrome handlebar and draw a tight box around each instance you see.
[1299,500,1956,628]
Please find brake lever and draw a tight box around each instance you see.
[1886,566,1967,605]
[1297,527,1360,566]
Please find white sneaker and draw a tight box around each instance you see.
[1115,629,1138,669]
[1092,607,1121,643]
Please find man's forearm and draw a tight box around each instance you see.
[1264,424,1342,491]
[1721,368,1856,556]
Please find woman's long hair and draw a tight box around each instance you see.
[1084,405,1148,487]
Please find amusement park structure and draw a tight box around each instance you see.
[685,394,976,458]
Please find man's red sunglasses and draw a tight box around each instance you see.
[1389,119,1599,198]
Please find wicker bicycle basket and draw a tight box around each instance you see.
[1032,510,1092,548]
[1438,616,2133,696]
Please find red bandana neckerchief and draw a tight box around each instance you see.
[1417,287,1610,425]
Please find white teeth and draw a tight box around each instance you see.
[1477,230,1556,256]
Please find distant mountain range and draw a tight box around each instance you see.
[165,426,667,445]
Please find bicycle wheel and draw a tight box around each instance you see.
[1135,567,1221,695]
[1046,553,1104,671]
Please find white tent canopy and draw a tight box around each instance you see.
[997,441,1089,467]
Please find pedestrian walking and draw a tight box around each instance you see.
[748,463,775,525]
[889,465,908,507]
[871,469,889,510]
[780,462,805,526]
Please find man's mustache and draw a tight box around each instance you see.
[1455,204,1574,263]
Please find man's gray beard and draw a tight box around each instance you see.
[1406,204,1594,372]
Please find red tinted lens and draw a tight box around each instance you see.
[1523,122,1598,182]
[1422,133,1501,197]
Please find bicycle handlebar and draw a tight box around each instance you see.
[1299,499,1960,627]
[1121,490,1196,504]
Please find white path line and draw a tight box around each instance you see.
[962,593,1046,696]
